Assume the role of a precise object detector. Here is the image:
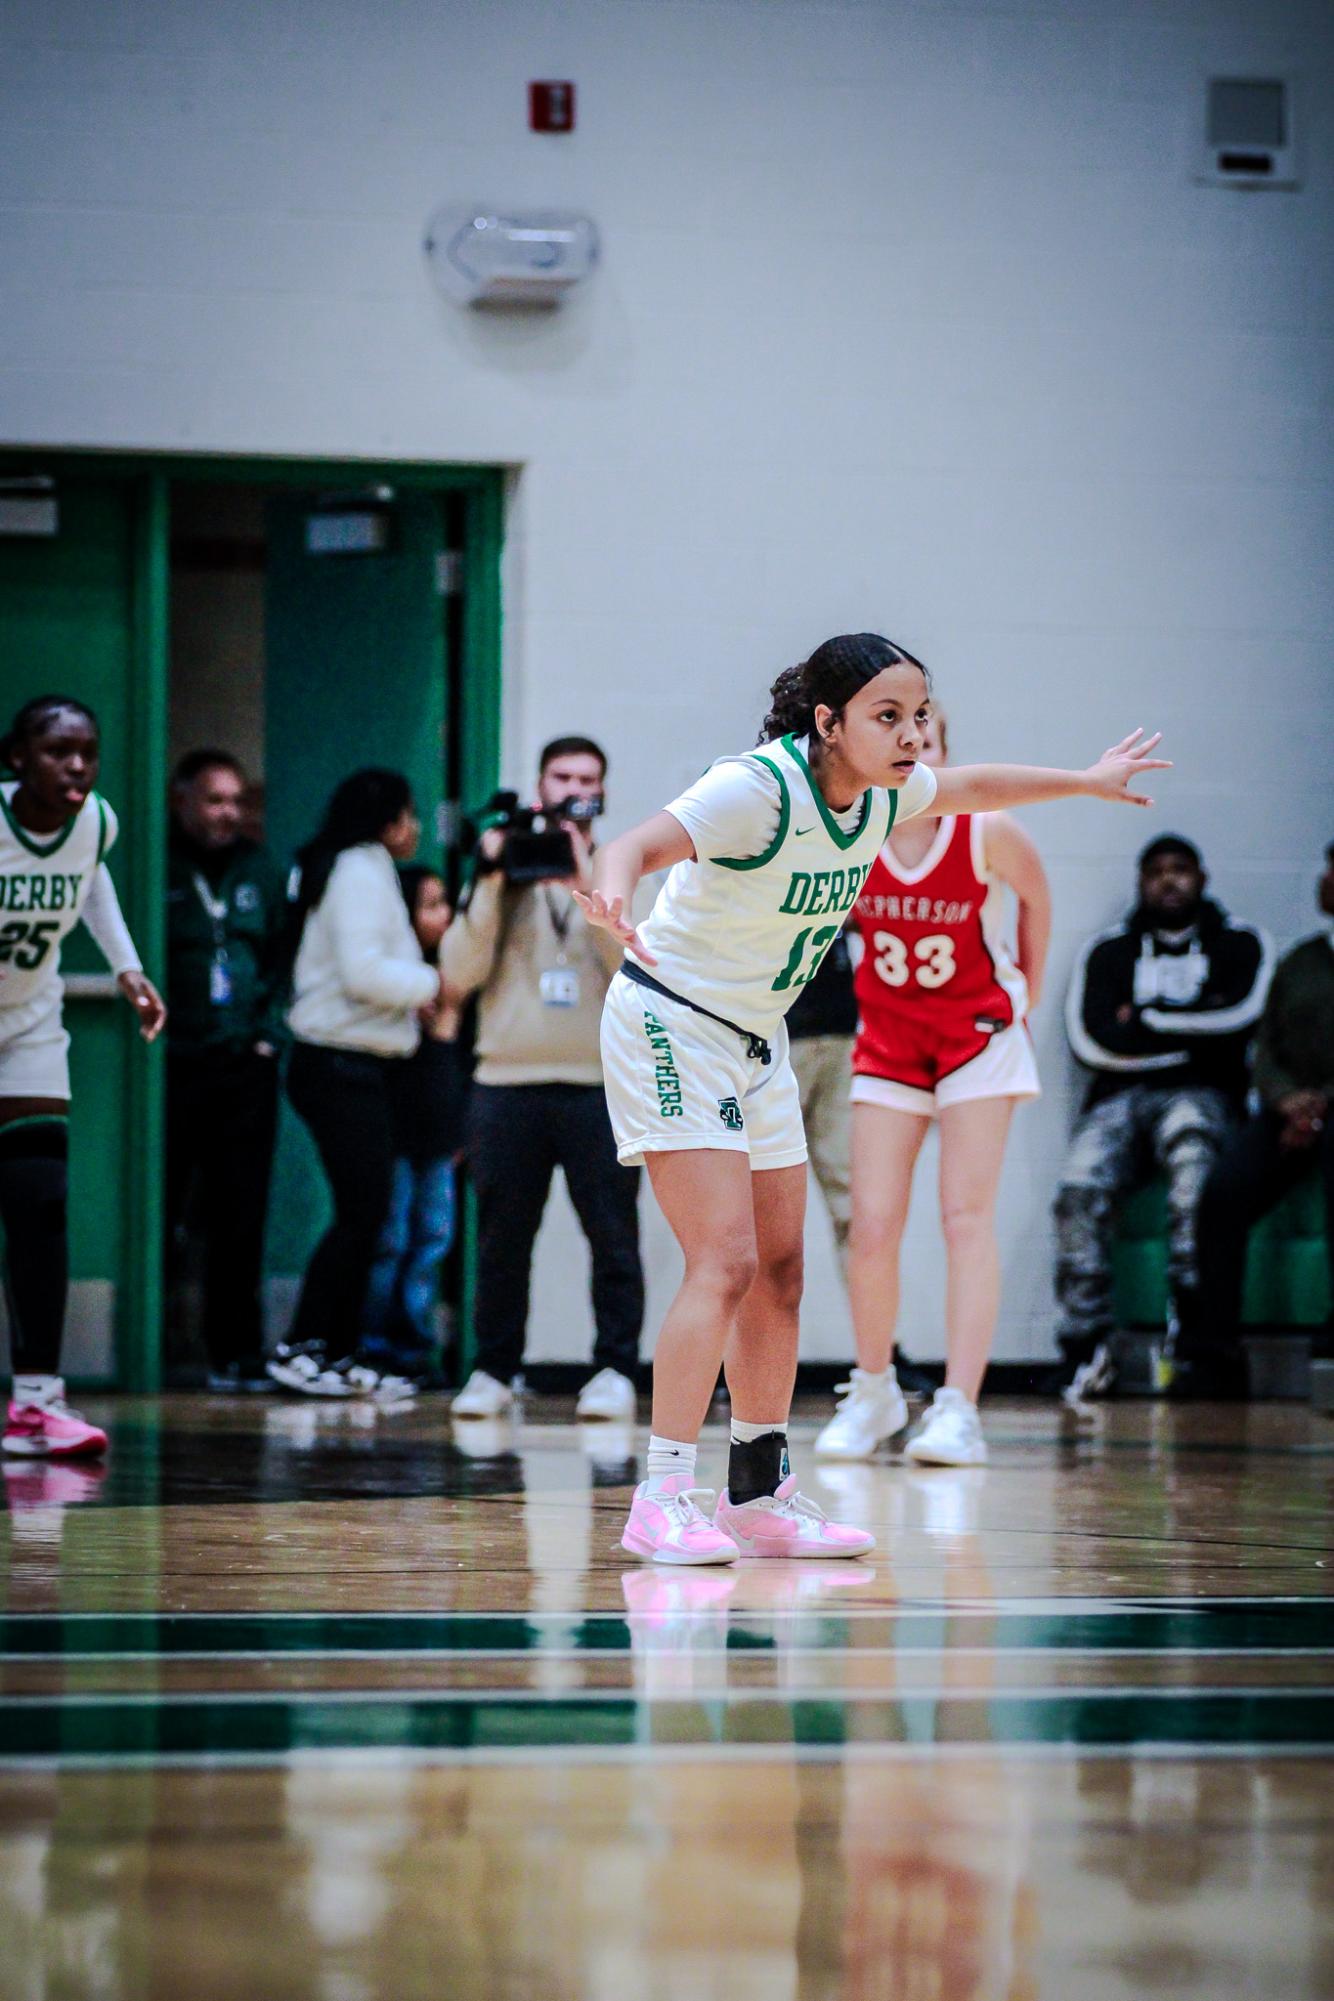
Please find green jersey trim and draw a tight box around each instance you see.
[0,1113,70,1133]
[0,789,79,859]
[712,753,791,872]
[94,795,109,866]
[782,734,872,850]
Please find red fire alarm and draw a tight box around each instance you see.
[529,80,576,133]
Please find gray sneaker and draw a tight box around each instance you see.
[1062,1341,1118,1411]
[266,1342,355,1398]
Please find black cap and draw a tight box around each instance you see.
[1138,833,1201,872]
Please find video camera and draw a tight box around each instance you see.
[464,789,604,885]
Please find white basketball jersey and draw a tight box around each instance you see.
[636,734,934,1041]
[0,783,117,1032]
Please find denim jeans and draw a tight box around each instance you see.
[362,1156,457,1369]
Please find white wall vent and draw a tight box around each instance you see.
[1196,78,1298,189]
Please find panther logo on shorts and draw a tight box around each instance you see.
[717,1096,744,1132]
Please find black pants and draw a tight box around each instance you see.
[285,1041,416,1366]
[165,1047,279,1371]
[1196,1108,1334,1355]
[469,1082,643,1384]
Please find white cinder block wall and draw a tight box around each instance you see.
[3,0,1331,1363]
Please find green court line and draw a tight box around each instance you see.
[2,1691,1332,1762]
[4,1603,1334,1660]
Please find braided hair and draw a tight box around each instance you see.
[758,634,928,745]
[0,694,99,772]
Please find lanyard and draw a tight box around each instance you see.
[192,872,229,955]
[543,887,573,951]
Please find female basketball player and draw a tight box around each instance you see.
[578,633,1167,1564]
[1,696,166,1459]
[815,709,1050,1467]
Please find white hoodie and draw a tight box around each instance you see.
[288,843,438,1057]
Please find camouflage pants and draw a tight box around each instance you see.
[1053,1085,1233,1348]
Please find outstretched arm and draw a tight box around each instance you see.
[933,729,1170,817]
[576,811,696,965]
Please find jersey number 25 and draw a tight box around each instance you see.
[873,931,956,990]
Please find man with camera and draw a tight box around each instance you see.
[442,736,644,1421]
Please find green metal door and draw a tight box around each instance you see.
[0,471,165,1387]
[261,489,451,1290]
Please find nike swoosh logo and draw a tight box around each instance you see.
[794,826,816,837]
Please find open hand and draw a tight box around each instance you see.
[119,971,167,1042]
[1083,729,1171,807]
[572,889,656,965]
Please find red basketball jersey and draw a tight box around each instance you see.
[851,814,1028,1087]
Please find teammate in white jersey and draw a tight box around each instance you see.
[578,633,1169,1564]
[0,696,165,1462]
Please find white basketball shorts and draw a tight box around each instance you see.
[850,1019,1040,1120]
[600,972,807,1171]
[0,992,71,1100]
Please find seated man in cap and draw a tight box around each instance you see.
[1050,835,1271,1402]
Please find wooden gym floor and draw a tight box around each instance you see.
[2,1391,1332,1999]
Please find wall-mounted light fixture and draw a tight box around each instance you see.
[424,207,599,308]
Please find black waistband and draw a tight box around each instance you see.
[618,961,772,1065]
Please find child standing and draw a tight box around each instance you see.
[578,633,1168,1564]
[362,866,467,1384]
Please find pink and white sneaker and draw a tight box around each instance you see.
[620,1476,739,1566]
[3,1397,108,1459]
[715,1473,875,1559]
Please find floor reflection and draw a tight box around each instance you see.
[1,1399,1331,1997]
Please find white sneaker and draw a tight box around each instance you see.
[451,1369,514,1419]
[576,1367,637,1422]
[903,1387,987,1466]
[814,1367,909,1460]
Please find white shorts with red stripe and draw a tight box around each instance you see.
[850,1019,1039,1120]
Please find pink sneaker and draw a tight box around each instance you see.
[620,1476,739,1566]
[3,1398,108,1459]
[715,1473,875,1558]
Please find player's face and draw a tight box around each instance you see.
[537,752,605,815]
[15,709,101,819]
[824,664,931,790]
[412,875,451,953]
[382,801,421,862]
[176,765,244,849]
[1140,851,1204,922]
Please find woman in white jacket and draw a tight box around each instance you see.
[268,769,447,1399]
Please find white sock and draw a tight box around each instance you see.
[13,1373,63,1409]
[856,1367,893,1389]
[728,1416,787,1445]
[646,1435,697,1492]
